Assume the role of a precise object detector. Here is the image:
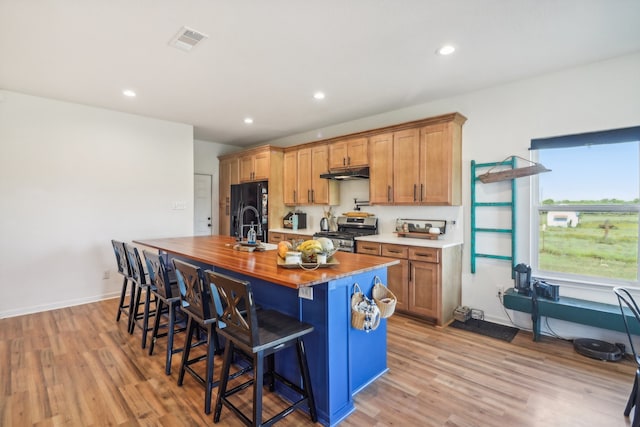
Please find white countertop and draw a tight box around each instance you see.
[355,233,463,249]
[270,228,463,248]
[269,227,318,235]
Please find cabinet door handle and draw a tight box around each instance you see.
[347,156,351,165]
[308,189,311,202]
[311,189,315,203]
[387,185,392,202]
[420,183,424,202]
[343,157,346,166]
[413,184,417,202]
[387,250,401,254]
[293,190,297,203]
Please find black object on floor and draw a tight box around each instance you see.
[573,338,623,361]
[450,319,519,342]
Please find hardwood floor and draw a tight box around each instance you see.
[0,298,635,426]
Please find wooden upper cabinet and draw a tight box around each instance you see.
[297,147,313,204]
[420,121,462,205]
[283,150,298,205]
[392,128,421,204]
[240,148,270,182]
[328,137,368,170]
[368,113,465,206]
[310,144,336,205]
[284,144,338,206]
[369,133,394,204]
[218,156,239,236]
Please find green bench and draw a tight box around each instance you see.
[503,288,639,341]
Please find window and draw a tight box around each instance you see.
[531,126,640,285]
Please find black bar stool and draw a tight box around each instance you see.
[125,243,157,349]
[173,259,221,415]
[206,270,317,427]
[614,287,640,427]
[111,240,133,325]
[143,249,186,375]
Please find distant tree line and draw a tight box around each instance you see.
[542,198,640,205]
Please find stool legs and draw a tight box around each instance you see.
[178,317,219,415]
[627,368,640,427]
[116,276,131,322]
[296,339,318,422]
[149,299,182,375]
[177,317,197,387]
[252,351,264,426]
[213,342,234,424]
[214,338,317,426]
[128,284,155,349]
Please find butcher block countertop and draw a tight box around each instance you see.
[355,233,463,249]
[134,235,398,289]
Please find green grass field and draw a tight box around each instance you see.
[538,212,638,281]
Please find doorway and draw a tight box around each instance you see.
[194,174,212,236]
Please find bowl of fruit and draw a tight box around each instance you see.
[297,238,337,262]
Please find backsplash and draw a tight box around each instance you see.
[283,179,464,241]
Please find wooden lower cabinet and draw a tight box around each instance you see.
[387,258,409,312]
[356,241,461,326]
[409,259,439,319]
[268,231,314,244]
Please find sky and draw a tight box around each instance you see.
[538,142,639,202]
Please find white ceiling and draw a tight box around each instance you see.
[2,1,640,147]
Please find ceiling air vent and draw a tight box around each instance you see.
[169,26,208,52]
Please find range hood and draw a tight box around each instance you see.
[320,167,370,181]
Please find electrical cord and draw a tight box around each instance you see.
[497,293,532,332]
[497,291,573,341]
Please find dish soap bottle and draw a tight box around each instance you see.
[247,222,257,244]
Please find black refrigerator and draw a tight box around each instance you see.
[230,181,268,242]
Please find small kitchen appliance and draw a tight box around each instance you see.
[320,217,329,231]
[513,263,532,295]
[313,216,378,253]
[283,211,307,229]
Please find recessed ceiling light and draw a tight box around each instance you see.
[244,117,254,124]
[436,45,456,56]
[122,89,136,97]
[313,91,325,100]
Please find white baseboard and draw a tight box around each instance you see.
[0,291,122,319]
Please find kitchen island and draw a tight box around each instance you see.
[134,235,398,427]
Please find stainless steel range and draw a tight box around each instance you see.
[313,216,378,253]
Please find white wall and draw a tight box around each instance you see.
[267,52,640,342]
[193,139,238,235]
[0,91,194,317]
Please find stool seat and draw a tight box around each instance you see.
[233,309,313,354]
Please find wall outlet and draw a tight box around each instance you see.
[103,270,110,280]
[298,287,313,300]
[496,285,504,301]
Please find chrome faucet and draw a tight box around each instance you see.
[238,205,263,241]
